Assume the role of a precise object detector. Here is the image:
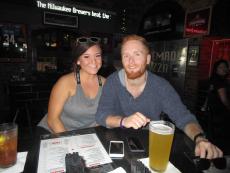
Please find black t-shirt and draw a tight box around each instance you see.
[208,75,230,115]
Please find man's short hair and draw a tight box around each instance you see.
[121,34,150,54]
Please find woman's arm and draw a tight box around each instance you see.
[47,76,72,133]
[217,87,230,110]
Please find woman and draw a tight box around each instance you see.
[209,59,230,113]
[38,37,105,133]
[208,59,230,153]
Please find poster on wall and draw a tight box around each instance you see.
[210,39,230,78]
[184,7,212,37]
[188,46,199,66]
[0,23,27,62]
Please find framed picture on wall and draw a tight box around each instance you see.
[184,7,212,37]
[188,46,199,66]
[0,23,27,62]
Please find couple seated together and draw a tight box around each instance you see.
[37,34,223,160]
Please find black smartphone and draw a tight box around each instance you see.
[126,137,145,152]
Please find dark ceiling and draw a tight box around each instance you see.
[2,0,169,34]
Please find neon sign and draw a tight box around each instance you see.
[184,7,212,37]
[36,0,114,20]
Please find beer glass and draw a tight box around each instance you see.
[149,120,175,172]
[0,123,18,168]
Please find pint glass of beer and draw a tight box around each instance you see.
[149,121,175,172]
[0,123,18,168]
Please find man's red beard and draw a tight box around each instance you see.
[125,68,146,79]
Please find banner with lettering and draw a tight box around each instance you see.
[149,39,188,96]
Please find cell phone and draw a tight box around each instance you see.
[109,141,124,158]
[127,137,145,152]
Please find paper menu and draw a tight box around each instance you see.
[70,134,113,167]
[37,133,112,173]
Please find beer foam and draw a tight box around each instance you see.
[150,123,174,135]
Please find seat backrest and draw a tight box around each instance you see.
[9,82,52,107]
[9,83,34,106]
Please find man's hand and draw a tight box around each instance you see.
[122,112,150,129]
[195,139,223,159]
[184,122,223,159]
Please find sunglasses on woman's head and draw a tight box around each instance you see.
[184,152,227,170]
[76,37,101,44]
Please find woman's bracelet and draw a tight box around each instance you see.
[120,117,125,129]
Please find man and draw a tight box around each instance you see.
[95,34,223,159]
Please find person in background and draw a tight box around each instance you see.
[38,36,105,133]
[209,59,230,112]
[96,34,223,159]
[207,59,230,153]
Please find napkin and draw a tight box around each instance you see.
[139,157,181,173]
[0,152,28,173]
[107,167,126,173]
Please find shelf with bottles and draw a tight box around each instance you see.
[32,28,78,51]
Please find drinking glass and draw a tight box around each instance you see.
[149,120,175,172]
[0,123,18,168]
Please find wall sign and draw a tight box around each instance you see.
[184,7,212,37]
[44,12,78,28]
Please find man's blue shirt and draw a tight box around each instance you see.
[95,70,198,131]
